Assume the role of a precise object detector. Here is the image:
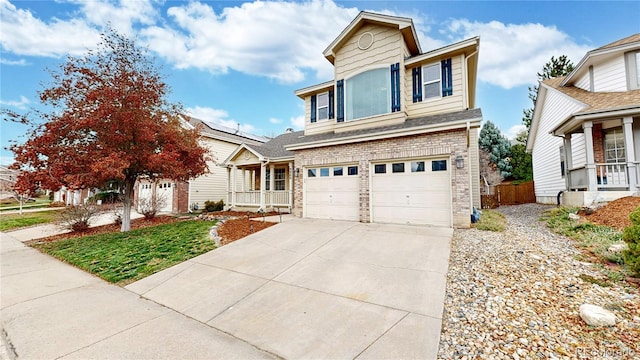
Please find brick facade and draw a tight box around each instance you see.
[593,123,605,163]
[292,129,472,227]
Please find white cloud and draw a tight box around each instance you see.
[505,124,526,140]
[290,115,305,130]
[446,20,591,89]
[0,0,100,57]
[186,106,256,133]
[268,117,282,124]
[0,57,28,66]
[69,0,159,35]
[140,0,359,83]
[0,95,30,109]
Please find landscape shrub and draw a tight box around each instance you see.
[622,205,640,276]
[57,202,99,232]
[136,194,167,219]
[90,191,120,204]
[204,199,224,212]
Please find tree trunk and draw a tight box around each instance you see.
[120,177,136,232]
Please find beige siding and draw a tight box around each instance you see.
[189,138,240,209]
[404,54,466,118]
[335,24,403,80]
[594,56,627,92]
[532,91,585,200]
[469,127,481,209]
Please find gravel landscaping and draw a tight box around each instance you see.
[438,204,639,360]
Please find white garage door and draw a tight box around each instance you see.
[304,165,360,221]
[138,183,153,212]
[156,182,173,213]
[371,159,451,227]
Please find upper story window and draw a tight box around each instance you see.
[423,63,441,100]
[317,92,329,121]
[626,51,640,90]
[345,67,390,121]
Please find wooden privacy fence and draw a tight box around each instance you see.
[481,181,535,208]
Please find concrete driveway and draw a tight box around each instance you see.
[126,218,453,359]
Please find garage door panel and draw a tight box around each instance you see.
[304,167,360,222]
[372,159,451,227]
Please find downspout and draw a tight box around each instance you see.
[467,121,474,219]
[187,180,192,213]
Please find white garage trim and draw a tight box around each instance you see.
[370,157,452,227]
[303,164,360,221]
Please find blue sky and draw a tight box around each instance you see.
[1,0,639,166]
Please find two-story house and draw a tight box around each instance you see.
[224,11,482,228]
[527,34,640,205]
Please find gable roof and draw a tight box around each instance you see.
[186,116,268,145]
[323,11,421,64]
[245,131,300,159]
[562,33,640,86]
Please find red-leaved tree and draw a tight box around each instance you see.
[10,29,207,231]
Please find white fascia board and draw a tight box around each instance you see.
[526,84,546,152]
[286,117,482,151]
[405,37,479,67]
[294,80,334,99]
[221,144,265,166]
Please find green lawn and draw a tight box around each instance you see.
[0,211,60,231]
[475,209,507,232]
[34,220,216,285]
[0,197,53,211]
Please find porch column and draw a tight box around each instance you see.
[583,121,597,191]
[563,136,573,190]
[623,116,637,189]
[260,162,266,210]
[269,164,275,194]
[288,162,294,211]
[226,167,231,207]
[241,169,246,192]
[231,165,237,207]
[250,170,255,191]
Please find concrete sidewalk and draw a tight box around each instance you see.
[0,232,278,359]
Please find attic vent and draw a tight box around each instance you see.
[285,128,293,133]
[358,32,374,50]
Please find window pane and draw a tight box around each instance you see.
[333,167,343,176]
[411,161,425,172]
[374,164,386,174]
[348,166,358,175]
[318,107,328,120]
[424,82,440,99]
[432,160,447,171]
[320,168,329,177]
[346,68,390,121]
[392,163,405,173]
[275,168,286,180]
[317,92,328,107]
[424,63,440,82]
[308,169,316,177]
[604,128,625,163]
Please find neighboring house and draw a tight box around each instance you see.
[53,187,95,205]
[527,34,640,205]
[224,12,482,228]
[134,116,268,213]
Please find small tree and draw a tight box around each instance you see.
[479,121,512,178]
[510,131,533,181]
[10,29,207,231]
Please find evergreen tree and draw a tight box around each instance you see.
[479,121,512,178]
[510,131,533,181]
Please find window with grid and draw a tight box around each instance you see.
[274,168,286,191]
[604,128,625,163]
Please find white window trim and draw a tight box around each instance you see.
[422,62,442,101]
[316,92,329,121]
[625,51,640,90]
[344,65,392,122]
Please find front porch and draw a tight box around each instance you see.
[559,115,640,205]
[225,161,294,212]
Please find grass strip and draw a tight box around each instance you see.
[475,209,507,232]
[0,211,60,231]
[34,220,216,285]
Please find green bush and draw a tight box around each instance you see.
[89,191,120,204]
[622,206,640,276]
[204,199,224,212]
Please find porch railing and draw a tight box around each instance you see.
[596,163,628,188]
[230,190,290,207]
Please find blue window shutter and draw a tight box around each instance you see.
[390,63,401,112]
[328,89,334,119]
[412,67,422,102]
[336,79,344,122]
[441,58,453,97]
[310,94,317,123]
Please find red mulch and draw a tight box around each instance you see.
[582,196,640,231]
[217,218,277,245]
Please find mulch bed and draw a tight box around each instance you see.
[217,218,277,245]
[581,196,640,230]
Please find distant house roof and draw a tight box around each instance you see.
[186,116,268,145]
[245,131,300,159]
